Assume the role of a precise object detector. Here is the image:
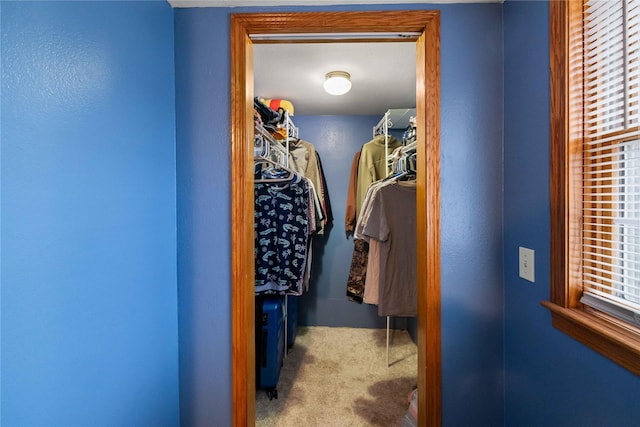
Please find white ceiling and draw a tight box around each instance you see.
[254,42,416,116]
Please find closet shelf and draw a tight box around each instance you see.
[374,108,416,133]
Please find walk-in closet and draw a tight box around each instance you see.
[252,41,420,426]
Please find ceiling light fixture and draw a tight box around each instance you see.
[323,71,352,96]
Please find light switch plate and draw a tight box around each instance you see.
[519,247,535,283]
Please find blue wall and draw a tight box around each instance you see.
[175,3,504,426]
[439,5,504,425]
[293,115,389,329]
[174,8,232,427]
[503,1,640,426]
[1,2,179,426]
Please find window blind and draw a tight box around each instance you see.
[580,0,640,326]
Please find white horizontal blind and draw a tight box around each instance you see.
[581,0,640,326]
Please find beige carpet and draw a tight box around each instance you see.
[256,326,417,427]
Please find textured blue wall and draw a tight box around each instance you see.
[504,2,640,426]
[293,115,389,329]
[175,3,504,426]
[174,8,232,427]
[1,2,179,426]
[439,5,504,425]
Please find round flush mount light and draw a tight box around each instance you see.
[323,71,352,96]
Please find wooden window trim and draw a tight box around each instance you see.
[546,0,640,377]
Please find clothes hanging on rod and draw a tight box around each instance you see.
[253,99,331,296]
[315,152,334,231]
[354,178,396,306]
[288,138,331,234]
[356,178,417,316]
[346,110,417,307]
[253,97,342,393]
[352,166,416,307]
[389,142,417,177]
[348,126,417,366]
[254,168,318,296]
[255,97,332,234]
[347,131,401,302]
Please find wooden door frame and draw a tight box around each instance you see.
[230,10,441,426]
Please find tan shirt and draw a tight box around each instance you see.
[289,139,326,234]
[355,135,401,221]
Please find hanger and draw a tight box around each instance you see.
[254,157,296,183]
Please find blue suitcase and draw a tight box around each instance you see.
[255,295,285,399]
[287,296,298,349]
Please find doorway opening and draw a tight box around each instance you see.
[230,10,441,427]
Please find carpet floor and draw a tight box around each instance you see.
[256,326,418,427]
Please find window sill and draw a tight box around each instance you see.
[541,301,640,376]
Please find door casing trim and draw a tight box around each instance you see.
[230,10,441,426]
